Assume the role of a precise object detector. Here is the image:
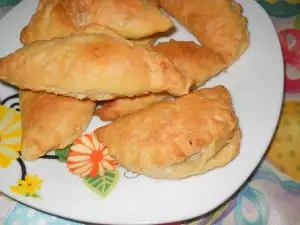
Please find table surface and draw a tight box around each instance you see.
[0,0,300,225]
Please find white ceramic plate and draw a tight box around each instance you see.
[0,0,284,224]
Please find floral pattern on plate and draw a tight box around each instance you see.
[0,103,43,199]
[66,133,120,197]
[10,174,43,198]
[67,133,118,178]
[0,96,125,199]
[0,105,21,168]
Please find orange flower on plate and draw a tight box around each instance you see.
[67,132,118,178]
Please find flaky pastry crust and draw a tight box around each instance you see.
[95,86,241,179]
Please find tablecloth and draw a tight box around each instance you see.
[0,0,300,224]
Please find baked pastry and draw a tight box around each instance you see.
[0,34,192,100]
[142,0,159,7]
[130,35,158,47]
[18,6,163,160]
[96,0,251,121]
[95,92,170,121]
[95,86,241,179]
[20,0,173,44]
[17,0,170,160]
[18,24,126,161]
[20,90,95,160]
[159,0,249,65]
[153,40,226,85]
[96,40,225,120]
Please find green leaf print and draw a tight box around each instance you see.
[25,192,41,199]
[83,170,119,198]
[55,145,71,162]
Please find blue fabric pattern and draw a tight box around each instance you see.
[5,204,83,225]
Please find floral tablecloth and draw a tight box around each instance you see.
[0,0,300,224]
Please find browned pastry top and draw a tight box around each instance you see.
[95,86,240,178]
[0,34,192,100]
[20,0,173,44]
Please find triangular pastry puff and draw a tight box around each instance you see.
[0,34,192,100]
[159,0,249,65]
[20,0,173,43]
[20,90,95,160]
[95,86,241,179]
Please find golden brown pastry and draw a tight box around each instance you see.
[96,40,226,121]
[95,86,241,179]
[130,35,158,47]
[18,0,165,160]
[153,40,226,85]
[19,24,124,161]
[77,24,131,43]
[142,0,159,7]
[20,90,95,160]
[20,0,173,44]
[201,128,241,173]
[0,34,192,100]
[21,18,132,45]
[159,0,249,65]
[95,92,170,121]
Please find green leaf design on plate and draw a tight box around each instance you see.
[55,145,71,162]
[25,192,42,199]
[83,170,119,198]
[295,14,300,29]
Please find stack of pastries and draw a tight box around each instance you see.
[0,0,249,179]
